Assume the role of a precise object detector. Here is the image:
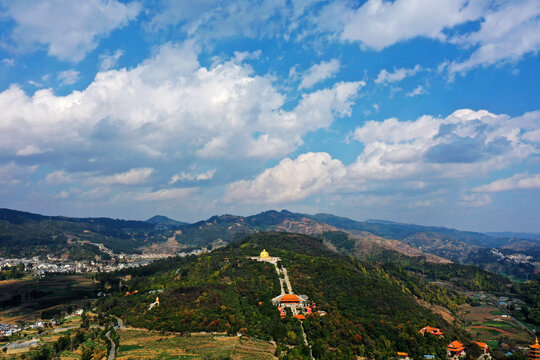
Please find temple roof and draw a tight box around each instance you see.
[448,340,464,349]
[281,294,301,302]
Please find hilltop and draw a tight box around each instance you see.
[96,232,471,359]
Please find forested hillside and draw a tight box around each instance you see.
[96,232,470,359]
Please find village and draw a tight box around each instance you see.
[0,248,208,276]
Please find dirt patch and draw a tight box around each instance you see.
[415,298,455,323]
[471,325,513,335]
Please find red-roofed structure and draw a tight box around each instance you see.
[419,326,444,336]
[530,337,540,360]
[293,314,306,320]
[448,340,465,357]
[472,341,489,354]
[280,294,301,303]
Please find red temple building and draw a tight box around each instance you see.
[448,340,465,357]
[530,338,540,360]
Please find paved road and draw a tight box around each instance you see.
[106,316,123,360]
[282,268,292,294]
[105,330,116,360]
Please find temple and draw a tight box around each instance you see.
[447,340,465,358]
[472,341,489,355]
[251,249,281,264]
[530,338,540,360]
[271,293,309,307]
[419,326,444,336]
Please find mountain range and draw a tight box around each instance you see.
[0,208,538,279]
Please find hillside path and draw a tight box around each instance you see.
[272,262,314,360]
[105,330,115,360]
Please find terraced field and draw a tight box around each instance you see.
[115,330,276,359]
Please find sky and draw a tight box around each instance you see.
[0,0,539,232]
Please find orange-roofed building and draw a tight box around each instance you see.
[397,352,409,358]
[530,338,540,360]
[448,340,465,357]
[294,314,306,320]
[281,294,301,303]
[472,341,489,354]
[419,326,444,336]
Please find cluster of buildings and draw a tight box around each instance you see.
[412,326,540,360]
[252,250,326,320]
[0,323,21,337]
[490,249,538,266]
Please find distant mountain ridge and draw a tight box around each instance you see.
[145,215,188,226]
[1,207,538,278]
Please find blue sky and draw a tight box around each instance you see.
[0,0,539,232]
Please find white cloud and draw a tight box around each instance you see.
[405,85,426,97]
[99,49,124,71]
[460,193,492,207]
[348,109,539,181]
[169,169,216,184]
[148,0,286,40]
[55,190,70,199]
[0,162,36,185]
[16,144,44,156]
[89,168,154,186]
[336,0,484,50]
[58,70,80,86]
[46,171,73,185]
[1,0,140,62]
[473,173,540,193]
[375,65,422,84]
[225,109,539,206]
[225,152,346,203]
[135,188,195,201]
[449,0,540,74]
[0,42,362,172]
[298,59,340,89]
[2,58,15,66]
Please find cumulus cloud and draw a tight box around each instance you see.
[449,0,540,74]
[46,171,73,185]
[460,193,492,207]
[135,187,195,201]
[298,59,340,89]
[89,168,154,186]
[0,42,361,194]
[473,173,540,193]
[148,0,287,40]
[58,70,80,85]
[99,49,124,71]
[336,0,483,50]
[225,109,539,206]
[349,109,538,181]
[225,152,346,203]
[169,169,216,184]
[375,65,422,84]
[16,144,45,156]
[405,85,426,97]
[1,0,141,62]
[0,163,34,185]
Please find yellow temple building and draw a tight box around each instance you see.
[251,249,280,263]
[530,338,540,360]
